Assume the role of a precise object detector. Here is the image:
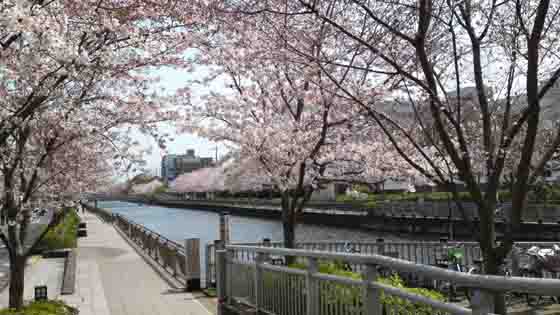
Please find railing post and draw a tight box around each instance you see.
[363,264,382,315]
[470,289,494,315]
[306,257,319,315]
[226,248,234,305]
[255,252,265,312]
[511,245,520,277]
[262,238,271,263]
[219,212,230,243]
[216,250,227,315]
[212,240,225,289]
[185,238,201,291]
[376,238,385,256]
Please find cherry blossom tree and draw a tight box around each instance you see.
[185,4,413,252]
[204,1,560,312]
[0,0,203,307]
[171,166,227,194]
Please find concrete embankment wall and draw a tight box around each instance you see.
[98,196,560,242]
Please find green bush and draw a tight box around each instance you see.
[37,210,79,250]
[288,261,445,315]
[153,185,168,195]
[0,300,78,315]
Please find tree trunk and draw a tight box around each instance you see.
[282,210,296,250]
[281,192,297,265]
[478,202,510,315]
[481,251,506,315]
[9,255,26,309]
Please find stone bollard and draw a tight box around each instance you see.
[185,238,201,291]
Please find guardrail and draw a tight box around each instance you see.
[113,214,189,286]
[81,202,115,223]
[216,245,560,315]
[206,240,560,289]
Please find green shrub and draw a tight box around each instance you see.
[37,210,79,250]
[153,185,168,195]
[0,300,78,315]
[288,261,444,315]
[365,200,377,208]
[336,194,356,202]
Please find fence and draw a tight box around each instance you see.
[81,202,114,223]
[216,245,560,315]
[112,214,190,286]
[206,239,560,288]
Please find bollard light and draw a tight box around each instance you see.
[34,285,47,301]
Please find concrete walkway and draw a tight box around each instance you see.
[61,212,213,315]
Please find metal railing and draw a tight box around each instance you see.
[82,202,115,223]
[113,214,188,285]
[216,245,560,315]
[206,240,560,288]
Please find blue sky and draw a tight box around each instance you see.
[124,64,230,181]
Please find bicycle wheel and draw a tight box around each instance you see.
[520,269,541,306]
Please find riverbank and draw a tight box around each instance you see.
[94,196,560,242]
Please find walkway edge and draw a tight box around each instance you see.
[112,221,214,315]
[111,222,186,291]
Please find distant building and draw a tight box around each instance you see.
[161,149,214,183]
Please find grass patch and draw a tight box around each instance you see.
[0,300,78,315]
[37,210,79,251]
[203,287,216,297]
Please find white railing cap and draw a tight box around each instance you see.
[226,245,560,295]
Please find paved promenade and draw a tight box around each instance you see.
[61,212,213,315]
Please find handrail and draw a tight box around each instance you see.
[226,245,560,296]
[113,214,185,253]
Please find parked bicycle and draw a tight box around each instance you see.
[432,243,467,301]
[519,244,560,305]
[465,244,560,307]
[465,257,517,305]
[342,242,360,271]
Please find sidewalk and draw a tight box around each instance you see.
[61,212,213,315]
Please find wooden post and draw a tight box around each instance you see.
[306,257,319,315]
[470,289,494,315]
[216,250,227,315]
[363,264,382,315]
[184,238,201,291]
[219,212,230,243]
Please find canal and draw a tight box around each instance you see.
[99,201,424,246]
[99,200,435,286]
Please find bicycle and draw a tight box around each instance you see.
[342,242,361,271]
[465,249,541,308]
[432,243,467,302]
[518,245,560,306]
